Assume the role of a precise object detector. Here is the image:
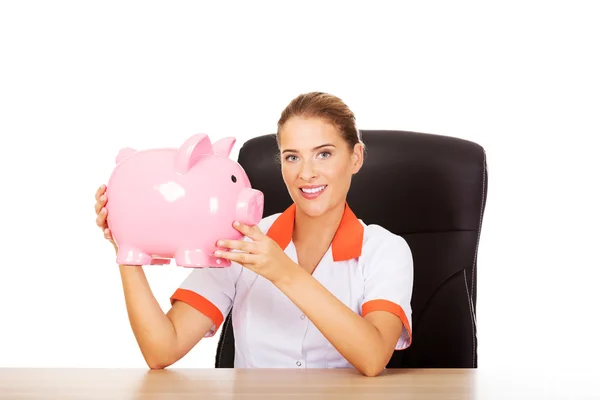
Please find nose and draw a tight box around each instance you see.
[299,159,317,181]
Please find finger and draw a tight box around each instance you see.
[96,208,107,227]
[217,239,256,253]
[95,184,106,201]
[233,221,264,240]
[213,250,255,265]
[104,228,112,240]
[94,196,107,214]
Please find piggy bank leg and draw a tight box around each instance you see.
[175,248,231,268]
[116,245,152,266]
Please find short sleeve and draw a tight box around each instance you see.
[361,232,414,350]
[170,264,240,338]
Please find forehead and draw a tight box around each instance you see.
[279,116,342,149]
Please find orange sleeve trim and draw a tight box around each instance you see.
[170,288,224,331]
[362,299,412,343]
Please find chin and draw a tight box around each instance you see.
[298,202,329,218]
[290,184,345,218]
[294,195,336,218]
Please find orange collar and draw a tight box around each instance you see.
[266,203,364,261]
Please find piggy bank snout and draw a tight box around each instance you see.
[236,188,264,226]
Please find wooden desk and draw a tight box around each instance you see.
[1,368,598,399]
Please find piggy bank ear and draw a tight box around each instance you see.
[116,147,136,164]
[212,137,236,157]
[176,133,213,174]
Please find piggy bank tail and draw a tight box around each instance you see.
[116,147,137,164]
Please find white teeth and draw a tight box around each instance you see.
[301,186,326,194]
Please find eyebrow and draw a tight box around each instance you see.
[281,143,336,154]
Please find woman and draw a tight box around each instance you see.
[94,92,414,377]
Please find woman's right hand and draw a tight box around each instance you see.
[95,184,118,253]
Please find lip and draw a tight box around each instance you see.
[298,184,327,200]
[299,184,327,189]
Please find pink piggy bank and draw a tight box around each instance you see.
[105,133,264,268]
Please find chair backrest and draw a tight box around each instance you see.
[215,130,488,368]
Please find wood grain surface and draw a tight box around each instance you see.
[1,367,598,399]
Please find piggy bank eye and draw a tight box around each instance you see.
[231,175,237,183]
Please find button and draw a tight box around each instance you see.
[300,314,306,320]
[296,361,302,366]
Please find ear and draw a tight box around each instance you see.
[351,143,364,174]
[116,147,136,164]
[175,133,213,174]
[212,137,236,157]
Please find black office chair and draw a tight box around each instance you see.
[215,130,488,368]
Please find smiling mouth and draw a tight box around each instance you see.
[300,185,327,194]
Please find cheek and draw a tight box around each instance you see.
[323,160,351,181]
[281,165,296,184]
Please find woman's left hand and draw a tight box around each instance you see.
[214,221,297,283]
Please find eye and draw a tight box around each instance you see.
[317,151,331,159]
[285,154,299,162]
[231,175,237,183]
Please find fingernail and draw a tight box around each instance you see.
[100,195,105,201]
[214,250,222,256]
[233,221,240,227]
[217,240,224,246]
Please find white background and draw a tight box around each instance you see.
[1,1,598,369]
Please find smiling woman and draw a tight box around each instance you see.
[93,92,414,377]
[277,92,364,220]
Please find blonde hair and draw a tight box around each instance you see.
[277,92,362,150]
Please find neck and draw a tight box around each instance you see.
[292,201,346,245]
